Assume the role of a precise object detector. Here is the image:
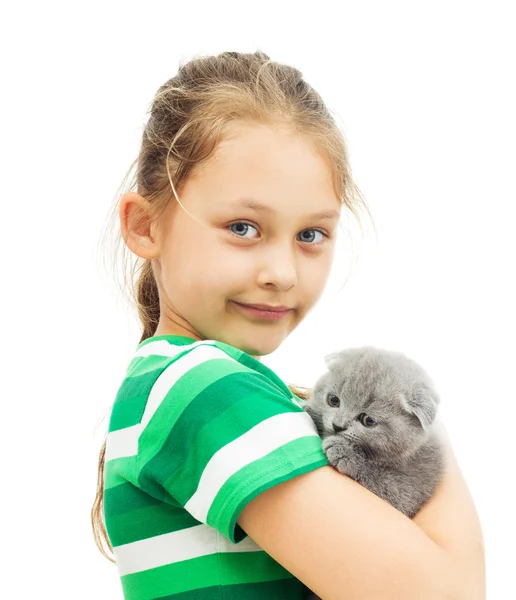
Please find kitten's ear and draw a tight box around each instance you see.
[324,346,372,369]
[399,385,440,430]
[324,351,344,368]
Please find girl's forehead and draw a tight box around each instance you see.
[206,121,329,172]
[188,127,340,213]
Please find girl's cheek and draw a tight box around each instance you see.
[306,260,331,287]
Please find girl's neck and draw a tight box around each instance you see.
[152,324,262,361]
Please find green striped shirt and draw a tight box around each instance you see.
[104,335,329,599]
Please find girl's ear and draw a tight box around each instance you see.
[119,192,160,260]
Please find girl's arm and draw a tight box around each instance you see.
[412,425,486,598]
[238,430,485,599]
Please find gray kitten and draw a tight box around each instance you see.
[302,346,445,600]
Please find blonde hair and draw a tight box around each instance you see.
[92,50,374,561]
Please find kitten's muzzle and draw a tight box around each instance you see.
[333,423,348,434]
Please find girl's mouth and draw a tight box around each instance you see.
[231,301,293,321]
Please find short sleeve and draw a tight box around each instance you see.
[134,343,329,543]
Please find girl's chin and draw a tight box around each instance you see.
[239,338,284,358]
[216,325,290,357]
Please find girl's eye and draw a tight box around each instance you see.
[226,223,329,244]
[228,223,259,238]
[326,394,340,407]
[358,413,376,427]
[298,229,327,244]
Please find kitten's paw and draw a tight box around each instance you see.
[336,456,360,479]
[322,437,361,479]
[322,437,336,454]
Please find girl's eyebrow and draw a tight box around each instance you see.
[225,197,341,221]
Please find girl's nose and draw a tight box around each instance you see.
[257,245,298,290]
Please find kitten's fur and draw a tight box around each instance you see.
[302,346,445,600]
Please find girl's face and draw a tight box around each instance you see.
[143,120,341,357]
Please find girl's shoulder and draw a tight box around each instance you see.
[127,334,300,404]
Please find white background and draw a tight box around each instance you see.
[1,1,514,598]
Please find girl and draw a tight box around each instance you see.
[92,51,485,599]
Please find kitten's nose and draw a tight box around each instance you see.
[333,423,347,434]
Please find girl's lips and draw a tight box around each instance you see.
[240,303,292,311]
[232,301,293,321]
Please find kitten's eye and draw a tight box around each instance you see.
[326,394,340,407]
[358,413,376,427]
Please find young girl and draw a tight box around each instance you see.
[92,51,485,599]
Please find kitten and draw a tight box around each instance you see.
[302,346,445,600]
